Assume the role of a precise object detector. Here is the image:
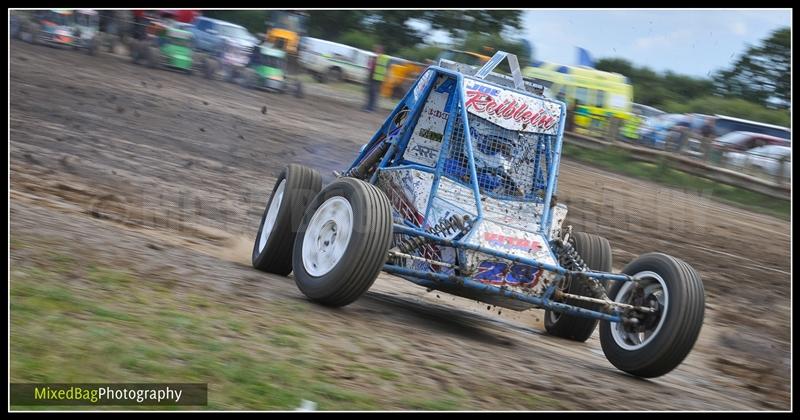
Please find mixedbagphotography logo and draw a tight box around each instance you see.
[10,383,208,406]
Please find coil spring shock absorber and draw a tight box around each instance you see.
[555,233,608,300]
[557,238,588,272]
[396,214,471,254]
[341,136,390,179]
[427,214,471,237]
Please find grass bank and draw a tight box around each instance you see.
[10,234,565,411]
[562,143,790,220]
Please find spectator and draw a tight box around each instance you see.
[668,125,691,152]
[565,100,577,133]
[700,116,715,138]
[363,44,388,113]
[699,117,716,161]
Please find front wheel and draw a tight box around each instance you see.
[252,164,322,275]
[292,178,393,307]
[599,253,705,378]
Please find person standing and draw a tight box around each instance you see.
[699,116,716,162]
[132,9,146,41]
[364,44,389,113]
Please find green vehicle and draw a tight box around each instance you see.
[242,45,289,93]
[132,24,211,76]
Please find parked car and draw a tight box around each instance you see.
[638,113,705,149]
[703,131,791,164]
[19,9,100,55]
[711,115,790,140]
[632,103,666,119]
[724,144,791,178]
[241,44,289,93]
[713,131,790,151]
[190,17,259,82]
[191,17,257,56]
[298,36,375,84]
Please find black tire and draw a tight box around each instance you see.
[30,24,43,45]
[544,232,612,342]
[130,40,141,64]
[328,67,343,82]
[292,178,393,307]
[223,65,238,83]
[201,56,215,80]
[146,45,159,69]
[247,69,260,90]
[252,164,322,275]
[599,253,705,378]
[108,36,117,53]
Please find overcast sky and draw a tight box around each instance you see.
[415,9,791,78]
[522,9,791,77]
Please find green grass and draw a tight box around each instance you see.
[10,234,569,411]
[10,255,380,410]
[562,143,790,220]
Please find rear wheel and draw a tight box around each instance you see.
[199,55,214,79]
[292,178,393,307]
[252,164,322,275]
[146,45,159,69]
[88,38,98,56]
[599,253,705,377]
[30,24,43,45]
[247,68,261,90]
[130,40,142,64]
[294,80,304,98]
[19,23,34,43]
[328,67,343,82]
[544,232,612,342]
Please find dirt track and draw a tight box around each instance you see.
[10,40,791,410]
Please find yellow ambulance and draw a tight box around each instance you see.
[522,62,640,139]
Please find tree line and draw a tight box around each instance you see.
[203,11,789,127]
[596,27,789,126]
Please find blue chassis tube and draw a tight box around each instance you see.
[347,63,635,320]
[383,264,623,323]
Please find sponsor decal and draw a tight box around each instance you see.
[413,70,434,100]
[464,81,560,133]
[466,82,500,97]
[426,108,449,121]
[405,75,451,167]
[474,261,542,286]
[418,128,443,142]
[483,232,542,253]
[410,143,438,160]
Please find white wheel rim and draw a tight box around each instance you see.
[548,309,561,324]
[611,271,669,351]
[302,196,353,277]
[258,179,286,253]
